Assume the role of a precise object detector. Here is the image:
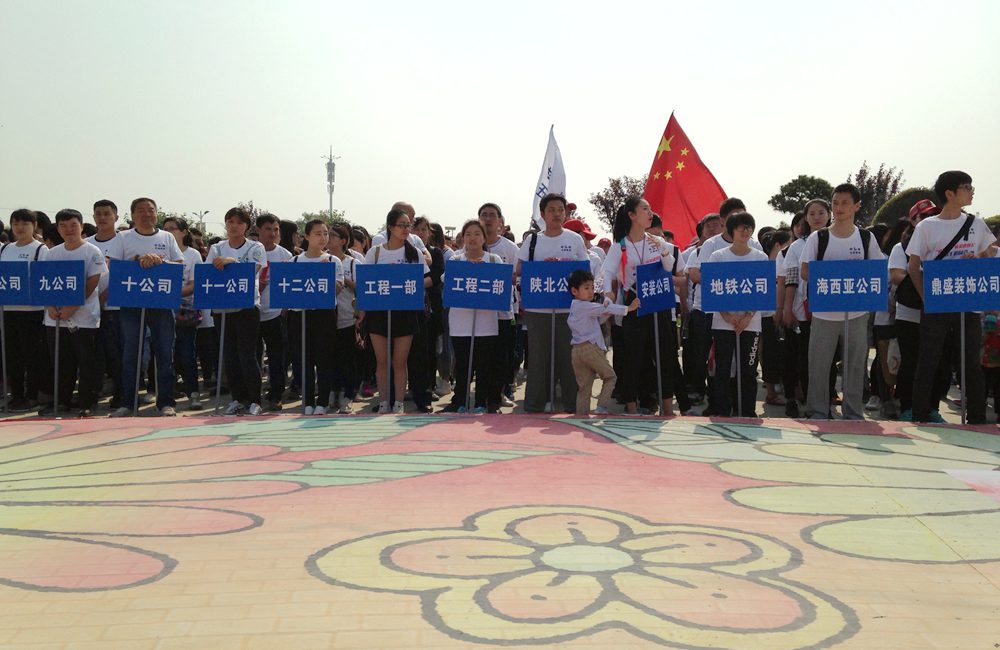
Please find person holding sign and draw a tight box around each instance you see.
[600,196,681,416]
[285,220,343,415]
[328,223,360,413]
[906,171,997,425]
[207,207,268,417]
[439,221,504,413]
[362,209,431,414]
[707,212,769,418]
[799,184,884,420]
[43,209,107,417]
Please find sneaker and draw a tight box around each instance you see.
[622,410,641,417]
[78,407,94,417]
[338,401,353,414]
[392,401,405,414]
[865,396,881,411]
[377,401,390,414]
[543,402,553,413]
[594,406,610,415]
[899,409,913,421]
[434,378,453,397]
[456,406,468,414]
[785,401,800,418]
[109,406,131,418]
[313,406,326,416]
[880,399,899,419]
[681,407,703,416]
[473,406,487,415]
[361,383,375,398]
[304,406,315,415]
[139,392,155,405]
[159,406,177,417]
[188,391,202,410]
[263,399,283,412]
[501,394,515,407]
[223,400,244,416]
[247,403,263,416]
[7,399,32,413]
[929,410,946,424]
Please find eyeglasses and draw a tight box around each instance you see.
[395,223,412,229]
[958,184,975,191]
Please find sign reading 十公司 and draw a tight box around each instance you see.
[107,260,184,309]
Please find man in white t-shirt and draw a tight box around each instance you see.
[255,213,292,411]
[799,184,885,420]
[87,198,126,410]
[111,197,185,417]
[515,194,591,412]
[906,171,997,424]
[43,209,107,416]
[479,202,520,405]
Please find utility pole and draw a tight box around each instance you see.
[323,147,340,219]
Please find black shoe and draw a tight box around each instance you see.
[78,407,94,417]
[414,403,433,414]
[7,399,32,413]
[785,401,800,418]
[437,404,460,413]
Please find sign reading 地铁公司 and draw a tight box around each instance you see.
[701,260,775,313]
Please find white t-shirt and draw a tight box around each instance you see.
[706,246,769,332]
[205,238,268,306]
[0,239,47,311]
[682,246,698,311]
[517,230,590,314]
[889,242,920,324]
[689,233,763,311]
[259,245,293,322]
[800,226,885,322]
[370,231,428,254]
[486,236,521,319]
[87,233,126,313]
[447,251,503,337]
[363,243,431,273]
[288,252,344,312]
[781,238,807,322]
[568,298,628,350]
[42,241,107,329]
[118,228,184,264]
[907,214,995,261]
[336,254,358,329]
[590,244,607,264]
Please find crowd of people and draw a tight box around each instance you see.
[1,169,997,424]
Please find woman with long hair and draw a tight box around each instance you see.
[327,223,360,413]
[163,216,204,410]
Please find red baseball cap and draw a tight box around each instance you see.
[566,202,578,212]
[908,199,940,221]
[563,218,596,240]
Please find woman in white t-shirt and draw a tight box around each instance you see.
[440,221,503,413]
[328,223,360,413]
[163,217,204,410]
[707,212,769,417]
[361,209,431,414]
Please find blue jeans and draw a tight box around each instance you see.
[120,308,176,410]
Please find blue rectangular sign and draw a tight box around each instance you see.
[268,261,338,310]
[443,260,513,311]
[701,260,776,312]
[193,263,256,310]
[520,260,589,310]
[0,262,31,307]
[922,257,1000,314]
[808,259,889,313]
[635,261,676,317]
[355,263,425,311]
[107,260,184,309]
[31,260,85,307]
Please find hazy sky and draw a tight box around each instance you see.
[2,0,999,240]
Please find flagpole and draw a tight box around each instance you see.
[132,308,146,417]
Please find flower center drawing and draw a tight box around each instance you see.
[538,544,635,572]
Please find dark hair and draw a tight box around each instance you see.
[82,223,97,238]
[130,197,156,213]
[224,206,251,226]
[790,210,806,232]
[351,226,369,251]
[868,223,890,253]
[568,269,594,291]
[883,217,910,253]
[758,226,775,243]
[256,212,279,228]
[478,202,503,219]
[43,223,63,246]
[538,193,567,213]
[765,229,791,254]
[934,170,973,204]
[163,216,194,247]
[650,213,663,229]
[55,209,84,225]
[725,211,756,236]
[802,199,832,226]
[329,223,352,249]
[612,195,646,242]
[429,222,446,248]
[832,183,862,204]
[662,229,674,241]
[279,220,299,251]
[35,211,51,230]
[461,219,487,241]
[93,199,118,213]
[697,212,721,238]
[719,197,746,218]
[386,209,419,263]
[10,208,37,225]
[304,219,327,236]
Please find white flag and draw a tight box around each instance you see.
[531,125,566,229]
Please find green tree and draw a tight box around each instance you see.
[767,175,834,214]
[984,215,1000,230]
[847,161,903,227]
[296,209,349,232]
[872,187,936,226]
[588,175,647,232]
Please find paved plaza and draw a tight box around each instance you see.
[0,415,998,649]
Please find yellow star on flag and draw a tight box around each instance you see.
[656,135,674,159]
[676,161,685,171]
[665,171,673,180]
[653,171,661,180]
[680,147,690,156]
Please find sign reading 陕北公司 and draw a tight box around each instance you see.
[635,261,676,317]
[355,263,425,311]
[31,260,85,307]
[922,257,1000,314]
[268,262,338,310]
[0,262,31,306]
[443,261,513,311]
[193,262,256,310]
[520,260,588,310]
[807,260,888,313]
[107,261,183,309]
[701,260,775,313]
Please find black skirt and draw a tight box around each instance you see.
[364,310,420,338]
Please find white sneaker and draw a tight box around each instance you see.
[223,400,243,416]
[159,406,177,417]
[247,403,262,416]
[304,406,315,415]
[139,392,155,405]
[392,401,405,414]
[865,396,881,411]
[313,406,326,416]
[188,391,202,410]
[377,401,390,414]
[501,394,515,407]
[109,406,131,418]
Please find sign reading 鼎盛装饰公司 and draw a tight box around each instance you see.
[922,257,1000,314]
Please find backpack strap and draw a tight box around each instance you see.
[374,245,381,264]
[817,229,830,261]
[0,242,9,258]
[671,244,679,275]
[860,229,871,260]
[934,214,976,261]
[528,232,538,262]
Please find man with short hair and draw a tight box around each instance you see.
[256,213,292,411]
[88,199,125,409]
[479,202,521,407]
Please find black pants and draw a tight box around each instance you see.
[330,325,358,398]
[760,316,782,385]
[96,310,123,407]
[222,308,262,406]
[782,324,802,402]
[196,326,217,386]
[684,309,711,398]
[288,310,336,408]
[618,311,675,405]
[450,335,498,409]
[913,312,985,422]
[46,326,100,410]
[984,367,1000,422]
[406,311,433,408]
[259,315,286,401]
[3,310,51,402]
[712,329,760,417]
[497,319,517,393]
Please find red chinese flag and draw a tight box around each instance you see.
[642,112,727,250]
